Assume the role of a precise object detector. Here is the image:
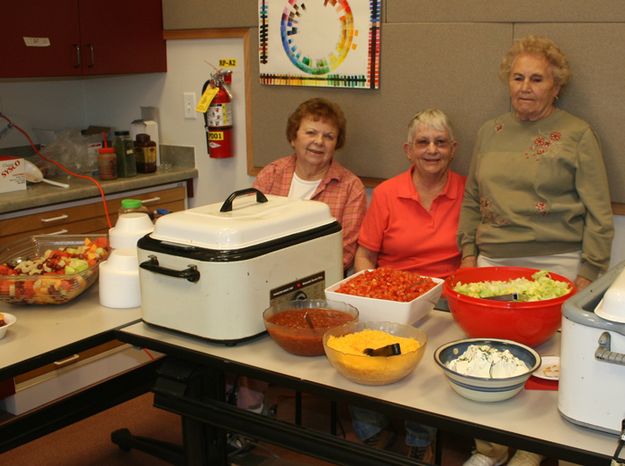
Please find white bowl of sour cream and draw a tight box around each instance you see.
[434,338,541,402]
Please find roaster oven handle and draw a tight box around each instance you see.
[595,332,625,366]
[219,188,268,212]
[140,255,200,283]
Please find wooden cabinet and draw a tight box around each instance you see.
[0,184,186,244]
[0,0,166,78]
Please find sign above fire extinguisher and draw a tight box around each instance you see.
[196,69,234,158]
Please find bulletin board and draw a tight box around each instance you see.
[248,22,511,184]
[247,22,625,210]
[161,0,625,209]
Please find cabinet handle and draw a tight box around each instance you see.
[87,44,95,68]
[53,354,80,366]
[45,229,69,235]
[141,197,161,205]
[73,44,81,68]
[40,214,69,223]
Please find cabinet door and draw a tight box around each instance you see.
[0,0,82,78]
[78,0,166,75]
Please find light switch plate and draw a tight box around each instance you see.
[183,92,197,119]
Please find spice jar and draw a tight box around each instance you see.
[134,133,157,173]
[97,146,117,180]
[113,130,137,177]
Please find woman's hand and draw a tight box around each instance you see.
[460,256,477,268]
[574,275,592,291]
[354,246,378,273]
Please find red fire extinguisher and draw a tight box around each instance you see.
[201,69,233,158]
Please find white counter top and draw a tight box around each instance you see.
[0,285,141,375]
[119,311,617,461]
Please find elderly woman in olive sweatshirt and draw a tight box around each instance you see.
[458,35,613,292]
[457,35,614,466]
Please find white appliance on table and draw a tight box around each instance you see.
[137,189,344,344]
[559,261,625,435]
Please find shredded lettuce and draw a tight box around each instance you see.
[453,270,571,301]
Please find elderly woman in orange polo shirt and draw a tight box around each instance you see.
[355,108,465,277]
[350,108,465,462]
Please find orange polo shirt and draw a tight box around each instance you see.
[358,168,466,278]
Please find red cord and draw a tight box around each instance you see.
[0,113,113,228]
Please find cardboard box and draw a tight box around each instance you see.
[0,156,26,194]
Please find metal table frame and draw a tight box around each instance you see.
[116,317,616,466]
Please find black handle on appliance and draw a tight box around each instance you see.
[139,255,200,283]
[219,188,268,212]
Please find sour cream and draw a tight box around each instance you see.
[446,344,528,378]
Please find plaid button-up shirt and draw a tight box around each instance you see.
[253,155,367,270]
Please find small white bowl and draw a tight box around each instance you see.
[0,312,17,340]
[595,267,625,323]
[114,212,154,231]
[109,213,154,249]
[434,338,541,402]
[325,269,443,324]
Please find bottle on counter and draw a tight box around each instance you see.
[119,198,153,220]
[113,130,137,178]
[134,133,157,174]
[100,200,155,308]
[97,144,117,180]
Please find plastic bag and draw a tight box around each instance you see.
[42,129,102,176]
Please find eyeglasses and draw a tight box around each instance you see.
[412,138,452,149]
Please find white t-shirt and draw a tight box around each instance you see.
[288,173,321,200]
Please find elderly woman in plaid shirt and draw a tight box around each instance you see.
[254,97,367,272]
[225,99,367,450]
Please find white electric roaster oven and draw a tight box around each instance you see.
[559,261,625,434]
[137,189,343,344]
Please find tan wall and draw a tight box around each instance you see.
[163,0,625,203]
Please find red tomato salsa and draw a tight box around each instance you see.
[266,308,355,356]
[335,268,437,302]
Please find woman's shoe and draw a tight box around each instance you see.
[463,452,509,466]
[363,429,396,450]
[507,450,544,466]
[407,443,435,463]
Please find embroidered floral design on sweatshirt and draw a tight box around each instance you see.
[479,197,510,225]
[525,131,562,160]
[495,123,504,132]
[535,200,549,215]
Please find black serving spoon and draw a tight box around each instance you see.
[363,343,402,357]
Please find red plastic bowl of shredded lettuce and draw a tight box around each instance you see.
[443,267,575,347]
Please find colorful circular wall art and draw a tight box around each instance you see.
[280,0,355,75]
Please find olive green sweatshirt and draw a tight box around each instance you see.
[458,109,614,280]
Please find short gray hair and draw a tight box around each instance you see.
[407,109,455,142]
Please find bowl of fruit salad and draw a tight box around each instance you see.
[0,234,110,305]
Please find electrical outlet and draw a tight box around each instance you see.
[183,92,197,119]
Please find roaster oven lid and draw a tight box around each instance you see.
[149,190,337,250]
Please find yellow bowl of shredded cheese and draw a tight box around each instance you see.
[323,321,427,385]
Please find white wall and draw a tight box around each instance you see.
[0,37,255,207]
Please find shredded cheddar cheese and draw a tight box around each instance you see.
[327,329,421,354]
[326,329,423,385]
